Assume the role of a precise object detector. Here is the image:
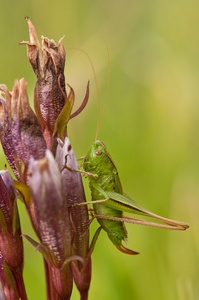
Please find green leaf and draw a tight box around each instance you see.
[54,85,75,141]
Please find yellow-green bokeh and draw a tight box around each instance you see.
[0,1,198,299]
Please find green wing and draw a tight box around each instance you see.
[105,191,147,215]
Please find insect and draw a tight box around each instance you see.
[66,44,189,254]
[82,140,189,254]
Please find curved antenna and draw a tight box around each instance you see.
[66,47,101,139]
[95,33,111,140]
[67,39,111,140]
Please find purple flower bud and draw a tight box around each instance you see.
[55,137,92,298]
[0,79,46,181]
[28,150,73,298]
[20,17,67,148]
[0,251,19,300]
[0,170,27,300]
[0,171,23,267]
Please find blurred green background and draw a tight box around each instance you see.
[0,0,198,299]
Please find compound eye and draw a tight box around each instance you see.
[95,149,102,156]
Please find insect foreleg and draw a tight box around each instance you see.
[61,154,98,178]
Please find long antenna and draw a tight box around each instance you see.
[95,33,111,140]
[66,47,101,138]
[67,38,111,141]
